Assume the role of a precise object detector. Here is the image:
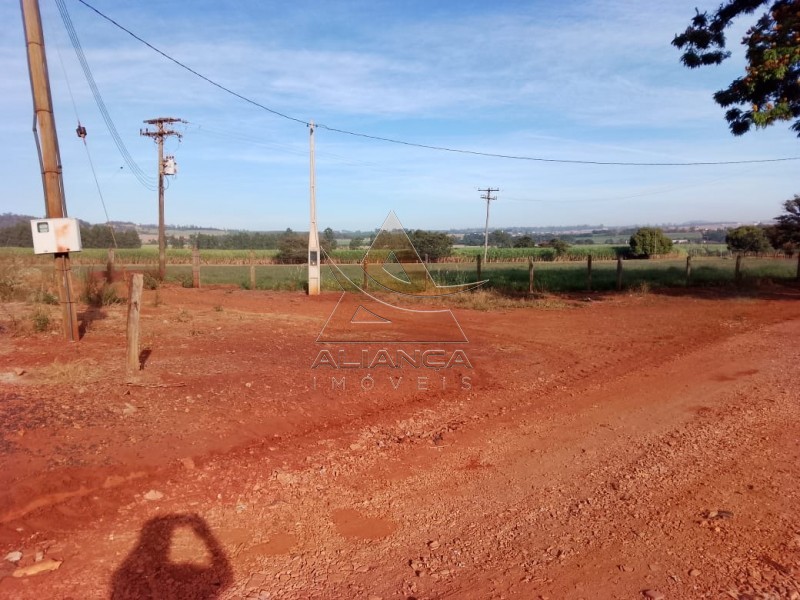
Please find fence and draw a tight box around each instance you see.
[114,253,800,293]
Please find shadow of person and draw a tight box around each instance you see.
[110,513,233,600]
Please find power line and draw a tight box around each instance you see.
[315,125,800,166]
[74,0,800,168]
[48,9,117,247]
[55,0,156,190]
[73,0,308,127]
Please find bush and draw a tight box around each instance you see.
[31,307,51,332]
[143,271,160,290]
[726,225,771,253]
[81,270,124,306]
[629,227,673,257]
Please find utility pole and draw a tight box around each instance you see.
[140,117,184,279]
[478,187,499,261]
[21,0,79,341]
[308,121,321,295]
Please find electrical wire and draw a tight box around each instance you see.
[48,8,117,246]
[73,0,800,168]
[74,0,308,127]
[56,0,156,191]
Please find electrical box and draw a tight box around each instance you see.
[30,218,82,254]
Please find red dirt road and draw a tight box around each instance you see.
[0,286,799,599]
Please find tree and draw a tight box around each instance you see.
[349,236,365,250]
[726,225,772,253]
[276,232,307,263]
[542,238,569,257]
[460,232,485,246]
[0,222,33,247]
[766,194,800,254]
[407,230,453,262]
[629,227,673,257]
[323,227,338,250]
[513,235,536,248]
[488,230,513,248]
[672,1,800,137]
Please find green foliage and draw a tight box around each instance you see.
[460,232,486,246]
[31,289,58,305]
[407,230,453,261]
[766,194,800,254]
[488,230,513,248]
[192,231,281,250]
[81,225,141,248]
[673,1,800,136]
[348,236,365,250]
[323,227,338,250]
[0,262,24,301]
[81,270,124,306]
[0,222,33,247]
[276,232,308,263]
[629,227,674,257]
[513,235,536,248]
[31,308,51,332]
[725,225,772,253]
[0,222,140,248]
[545,238,570,256]
[143,271,160,290]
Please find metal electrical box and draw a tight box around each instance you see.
[30,218,82,254]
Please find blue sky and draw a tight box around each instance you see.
[1,0,798,231]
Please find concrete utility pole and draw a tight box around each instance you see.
[307,121,321,295]
[21,0,79,341]
[478,187,499,261]
[140,117,184,279]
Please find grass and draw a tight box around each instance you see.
[428,257,797,293]
[1,249,796,299]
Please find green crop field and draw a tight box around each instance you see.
[2,245,796,300]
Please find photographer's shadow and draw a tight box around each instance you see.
[110,513,233,600]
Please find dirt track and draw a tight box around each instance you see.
[0,286,799,599]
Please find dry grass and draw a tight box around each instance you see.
[36,358,105,385]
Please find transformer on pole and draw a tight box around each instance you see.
[140,117,184,280]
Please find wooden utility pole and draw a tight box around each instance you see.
[21,0,79,341]
[140,117,184,279]
[478,187,499,261]
[307,121,321,295]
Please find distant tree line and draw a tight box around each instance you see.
[0,222,140,248]
[188,231,282,250]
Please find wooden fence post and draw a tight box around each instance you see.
[735,254,742,284]
[249,250,256,290]
[106,247,115,281]
[616,256,623,291]
[192,247,200,288]
[476,254,482,282]
[126,273,143,374]
[587,254,593,291]
[528,256,534,294]
[362,259,368,291]
[685,255,692,283]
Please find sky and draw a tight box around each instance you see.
[1,0,798,232]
